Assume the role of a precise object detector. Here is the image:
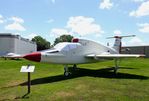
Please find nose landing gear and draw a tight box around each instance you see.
[64,64,77,76]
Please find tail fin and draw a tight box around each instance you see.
[113,36,122,53]
[107,35,135,53]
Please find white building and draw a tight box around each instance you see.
[0,33,37,56]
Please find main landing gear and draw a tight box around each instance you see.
[64,65,70,76]
[64,64,77,76]
[114,58,120,74]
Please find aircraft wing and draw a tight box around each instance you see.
[4,53,23,58]
[5,55,22,58]
[86,54,145,59]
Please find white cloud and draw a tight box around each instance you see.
[138,23,149,33]
[50,28,71,37]
[99,0,113,10]
[50,16,104,38]
[129,1,149,17]
[66,16,104,36]
[5,22,26,31]
[0,14,4,24]
[5,16,26,31]
[128,37,145,46]
[0,15,2,19]
[11,16,24,23]
[0,19,4,24]
[26,33,38,40]
[114,30,122,35]
[122,41,127,46]
[95,33,102,37]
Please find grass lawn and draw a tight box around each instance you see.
[0,58,149,101]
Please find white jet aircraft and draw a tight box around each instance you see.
[23,35,144,76]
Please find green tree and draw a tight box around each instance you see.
[54,35,73,45]
[32,36,51,51]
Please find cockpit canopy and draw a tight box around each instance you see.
[54,42,81,51]
[42,42,81,53]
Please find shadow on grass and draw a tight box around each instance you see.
[15,92,30,99]
[115,66,137,69]
[20,67,149,86]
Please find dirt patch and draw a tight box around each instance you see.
[1,80,23,89]
[0,95,17,101]
[75,84,87,90]
[55,91,75,97]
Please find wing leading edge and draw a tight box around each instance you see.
[86,54,145,59]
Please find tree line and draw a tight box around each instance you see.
[32,35,73,51]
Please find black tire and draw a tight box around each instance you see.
[64,72,70,77]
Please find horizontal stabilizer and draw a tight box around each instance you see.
[107,35,136,39]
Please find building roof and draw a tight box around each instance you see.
[0,33,36,44]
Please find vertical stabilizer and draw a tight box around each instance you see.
[113,37,122,53]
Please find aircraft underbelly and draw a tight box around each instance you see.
[41,55,96,64]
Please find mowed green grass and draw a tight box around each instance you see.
[0,58,149,101]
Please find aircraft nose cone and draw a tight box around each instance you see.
[23,52,41,62]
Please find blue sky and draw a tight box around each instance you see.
[0,0,149,46]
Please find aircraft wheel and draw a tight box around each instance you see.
[64,71,70,77]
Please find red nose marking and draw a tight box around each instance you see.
[23,52,41,62]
